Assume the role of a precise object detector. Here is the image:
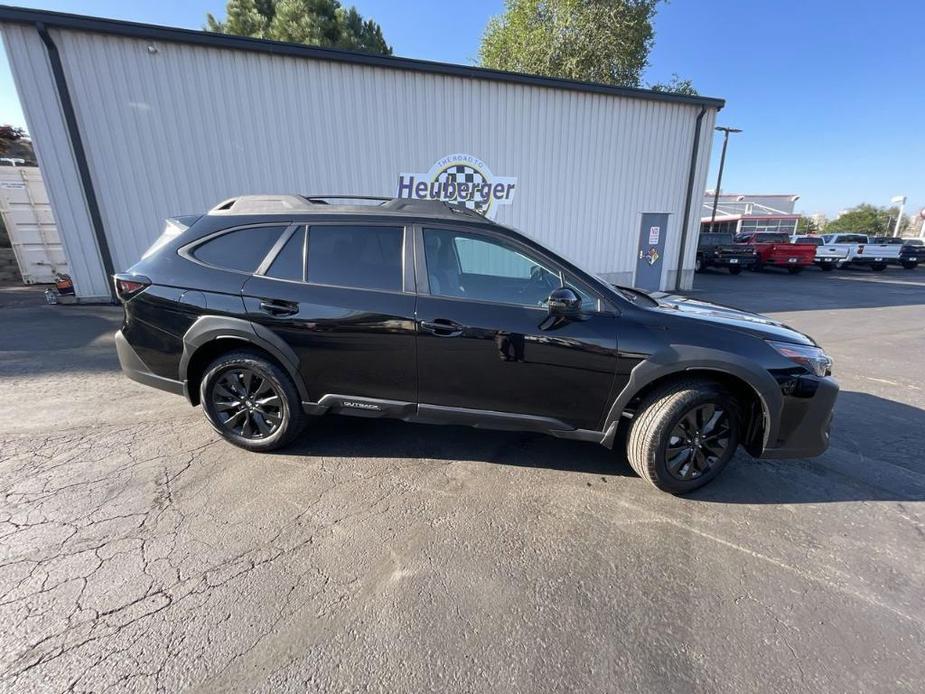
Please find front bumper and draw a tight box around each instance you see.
[848,256,889,266]
[115,330,184,396]
[712,256,754,266]
[760,376,839,459]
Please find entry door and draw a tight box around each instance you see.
[635,213,669,291]
[414,226,619,432]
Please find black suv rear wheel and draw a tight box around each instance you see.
[200,351,306,452]
[626,379,740,494]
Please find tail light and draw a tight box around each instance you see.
[113,274,150,301]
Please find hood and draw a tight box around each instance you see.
[643,291,815,346]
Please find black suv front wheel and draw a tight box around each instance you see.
[200,351,306,452]
[626,379,740,494]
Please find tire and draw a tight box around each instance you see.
[200,350,306,452]
[750,262,763,272]
[820,264,835,271]
[626,379,740,494]
[870,263,886,272]
[728,265,742,275]
[787,266,803,274]
[901,261,917,270]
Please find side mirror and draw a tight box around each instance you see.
[547,287,581,317]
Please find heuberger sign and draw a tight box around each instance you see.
[396,154,517,219]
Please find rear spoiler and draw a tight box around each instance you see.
[141,215,202,259]
[166,215,201,232]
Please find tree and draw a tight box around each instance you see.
[825,203,910,236]
[650,73,698,95]
[480,0,676,89]
[206,0,391,55]
[796,215,818,234]
[0,125,36,165]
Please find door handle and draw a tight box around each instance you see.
[420,319,464,337]
[259,299,299,317]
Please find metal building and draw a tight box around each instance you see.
[0,6,723,301]
[701,193,801,236]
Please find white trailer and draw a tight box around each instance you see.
[0,165,69,283]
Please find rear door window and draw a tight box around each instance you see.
[306,226,404,292]
[192,225,287,273]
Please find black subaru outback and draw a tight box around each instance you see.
[114,195,837,494]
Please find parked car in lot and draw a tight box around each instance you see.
[734,232,816,273]
[789,235,848,271]
[869,236,924,269]
[819,233,901,271]
[114,195,838,495]
[696,232,757,274]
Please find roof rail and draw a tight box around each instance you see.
[303,195,392,204]
[379,198,487,219]
[209,195,314,214]
[207,194,490,220]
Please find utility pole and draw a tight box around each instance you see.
[890,195,906,237]
[709,127,742,232]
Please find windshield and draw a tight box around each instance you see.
[754,233,791,243]
[699,233,734,246]
[795,236,822,246]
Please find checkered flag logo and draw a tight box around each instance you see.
[435,164,489,213]
[398,154,516,220]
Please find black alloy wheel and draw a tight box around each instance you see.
[211,367,284,439]
[664,403,732,481]
[625,378,740,494]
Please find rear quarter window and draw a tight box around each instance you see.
[192,225,287,273]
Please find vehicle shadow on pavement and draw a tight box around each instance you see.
[0,305,122,379]
[278,414,633,478]
[282,390,925,505]
[689,391,925,505]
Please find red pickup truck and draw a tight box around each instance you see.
[735,232,817,273]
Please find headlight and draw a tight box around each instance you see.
[767,340,832,377]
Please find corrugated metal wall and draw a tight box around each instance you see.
[2,24,110,298]
[2,24,716,298]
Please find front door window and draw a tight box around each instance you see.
[423,228,568,308]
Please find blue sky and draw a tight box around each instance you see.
[1,0,923,218]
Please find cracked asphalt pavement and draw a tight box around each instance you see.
[1,269,923,693]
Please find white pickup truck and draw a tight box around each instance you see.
[819,233,902,271]
[790,235,848,271]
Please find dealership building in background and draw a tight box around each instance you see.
[700,193,801,236]
[0,6,724,301]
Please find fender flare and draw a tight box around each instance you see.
[602,346,782,452]
[179,316,309,403]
